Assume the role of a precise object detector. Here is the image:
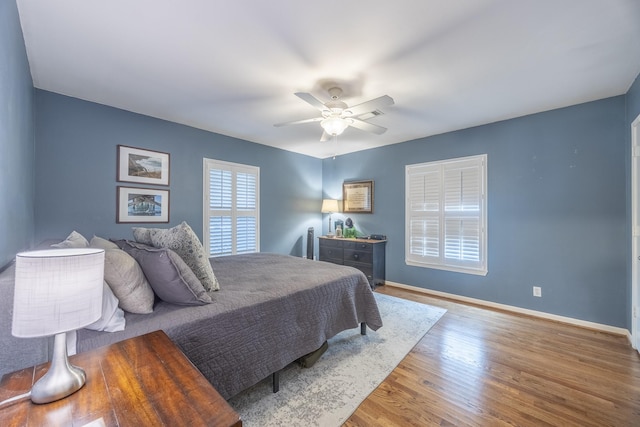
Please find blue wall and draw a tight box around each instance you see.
[2,0,638,329]
[0,0,35,267]
[324,96,627,327]
[34,91,323,257]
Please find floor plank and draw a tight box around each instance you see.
[343,286,640,426]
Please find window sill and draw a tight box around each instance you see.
[405,259,488,276]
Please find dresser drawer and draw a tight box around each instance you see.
[344,249,373,264]
[343,241,373,252]
[321,238,343,248]
[319,245,343,263]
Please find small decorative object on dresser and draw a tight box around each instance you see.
[318,236,386,288]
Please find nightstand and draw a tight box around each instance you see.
[318,237,386,288]
[0,330,242,427]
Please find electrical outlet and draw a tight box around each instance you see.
[533,286,542,297]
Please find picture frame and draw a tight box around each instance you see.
[117,186,170,223]
[343,180,374,213]
[117,145,170,186]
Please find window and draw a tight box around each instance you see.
[203,159,259,256]
[405,154,487,275]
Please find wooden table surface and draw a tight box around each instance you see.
[0,330,242,426]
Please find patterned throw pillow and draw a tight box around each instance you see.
[132,227,159,246]
[149,221,220,292]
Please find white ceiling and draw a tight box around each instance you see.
[16,0,640,159]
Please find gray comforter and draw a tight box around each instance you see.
[77,253,382,399]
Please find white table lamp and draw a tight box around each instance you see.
[12,248,105,404]
[321,199,340,236]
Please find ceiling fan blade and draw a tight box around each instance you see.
[348,118,388,135]
[274,117,323,127]
[320,131,331,142]
[345,95,394,117]
[295,92,327,111]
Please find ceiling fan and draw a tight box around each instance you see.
[274,87,394,141]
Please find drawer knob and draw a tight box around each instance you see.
[353,254,359,260]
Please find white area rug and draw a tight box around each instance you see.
[228,293,447,426]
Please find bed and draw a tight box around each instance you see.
[76,252,383,399]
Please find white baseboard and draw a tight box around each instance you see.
[385,281,631,340]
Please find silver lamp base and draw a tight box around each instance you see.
[31,332,86,404]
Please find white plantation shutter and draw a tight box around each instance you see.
[204,159,259,256]
[406,155,487,275]
[407,166,441,259]
[207,169,233,256]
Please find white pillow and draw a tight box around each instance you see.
[90,235,119,250]
[51,231,89,248]
[85,281,126,332]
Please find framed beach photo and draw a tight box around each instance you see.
[343,180,374,213]
[117,145,170,186]
[117,186,170,223]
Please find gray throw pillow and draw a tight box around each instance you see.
[149,221,220,292]
[115,240,212,306]
[104,248,154,314]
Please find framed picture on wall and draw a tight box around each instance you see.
[117,186,170,223]
[343,180,374,213]
[117,145,170,186]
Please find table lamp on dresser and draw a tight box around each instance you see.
[321,199,340,237]
[12,248,105,404]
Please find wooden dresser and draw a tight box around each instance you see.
[0,330,242,427]
[318,237,386,288]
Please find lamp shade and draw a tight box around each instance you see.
[321,117,349,136]
[12,248,105,338]
[321,199,340,213]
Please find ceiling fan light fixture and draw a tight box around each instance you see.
[321,117,348,136]
[277,90,394,140]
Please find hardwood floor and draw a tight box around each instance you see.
[344,286,640,427]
